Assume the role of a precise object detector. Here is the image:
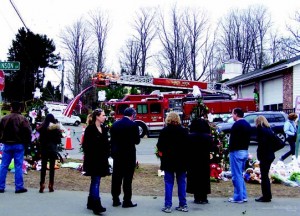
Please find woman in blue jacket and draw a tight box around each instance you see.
[280,113,298,161]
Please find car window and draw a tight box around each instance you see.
[263,114,274,123]
[244,114,257,124]
[226,117,234,123]
[274,114,285,122]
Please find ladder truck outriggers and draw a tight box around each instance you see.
[92,73,256,137]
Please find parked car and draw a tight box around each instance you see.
[216,111,288,142]
[49,111,81,126]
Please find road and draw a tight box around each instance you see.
[62,125,294,164]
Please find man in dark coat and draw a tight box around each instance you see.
[110,107,140,208]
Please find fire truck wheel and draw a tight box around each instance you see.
[136,122,148,138]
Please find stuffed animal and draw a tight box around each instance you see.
[210,163,223,180]
[244,168,261,184]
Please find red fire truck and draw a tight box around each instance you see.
[97,74,256,137]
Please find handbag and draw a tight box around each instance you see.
[271,132,285,152]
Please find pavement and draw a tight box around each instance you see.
[1,185,300,216]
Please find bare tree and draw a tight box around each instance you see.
[60,19,94,97]
[182,8,217,81]
[132,8,157,76]
[218,5,272,73]
[88,10,110,72]
[119,39,141,75]
[157,6,188,79]
[282,10,300,56]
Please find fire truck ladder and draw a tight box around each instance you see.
[113,75,235,95]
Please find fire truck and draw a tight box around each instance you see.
[92,73,256,137]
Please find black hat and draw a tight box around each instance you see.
[124,107,136,117]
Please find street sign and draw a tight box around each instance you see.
[0,61,20,70]
[0,70,5,91]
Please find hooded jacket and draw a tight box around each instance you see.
[38,123,62,153]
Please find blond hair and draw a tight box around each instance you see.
[86,113,93,125]
[165,112,181,125]
[255,115,270,128]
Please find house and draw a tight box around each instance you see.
[224,55,300,112]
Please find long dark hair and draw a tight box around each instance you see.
[40,113,57,130]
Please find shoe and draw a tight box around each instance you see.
[39,183,45,193]
[15,188,28,194]
[93,198,106,214]
[228,197,243,203]
[255,197,271,202]
[112,201,121,207]
[161,206,172,213]
[175,205,188,212]
[194,200,209,204]
[122,202,137,208]
[0,189,4,193]
[48,184,54,192]
[243,199,248,202]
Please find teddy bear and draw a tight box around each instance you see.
[244,168,261,184]
[210,163,223,181]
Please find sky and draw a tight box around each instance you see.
[1,0,300,98]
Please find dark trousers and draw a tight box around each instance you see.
[40,151,56,184]
[260,159,273,200]
[281,137,296,161]
[111,158,135,203]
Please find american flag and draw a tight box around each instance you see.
[63,86,93,117]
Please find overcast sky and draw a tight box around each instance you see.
[1,0,300,97]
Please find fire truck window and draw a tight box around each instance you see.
[137,104,148,114]
[150,103,161,114]
[118,104,129,115]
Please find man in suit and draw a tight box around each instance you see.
[110,107,140,208]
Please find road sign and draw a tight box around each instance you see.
[0,61,20,70]
[0,70,5,91]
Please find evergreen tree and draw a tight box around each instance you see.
[3,27,60,102]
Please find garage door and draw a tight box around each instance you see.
[262,77,283,105]
[240,84,255,98]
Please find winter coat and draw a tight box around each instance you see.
[256,126,275,162]
[186,132,212,195]
[38,123,62,153]
[82,124,110,177]
[0,112,32,145]
[156,124,188,172]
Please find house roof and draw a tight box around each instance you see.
[225,55,300,86]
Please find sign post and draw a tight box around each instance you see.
[0,70,5,117]
[0,61,20,70]
[295,96,300,158]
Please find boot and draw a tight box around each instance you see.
[87,196,93,210]
[39,183,45,193]
[92,198,106,215]
[48,183,54,192]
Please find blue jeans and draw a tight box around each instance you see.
[0,144,25,191]
[89,176,101,199]
[229,150,248,201]
[164,171,187,207]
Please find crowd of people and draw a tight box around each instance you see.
[0,101,298,215]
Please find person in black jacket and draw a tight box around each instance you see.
[228,108,251,203]
[187,118,213,204]
[37,113,62,193]
[255,115,275,202]
[110,107,140,208]
[82,109,110,215]
[157,112,189,213]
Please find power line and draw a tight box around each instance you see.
[9,0,29,31]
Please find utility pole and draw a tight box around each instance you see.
[61,59,65,103]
